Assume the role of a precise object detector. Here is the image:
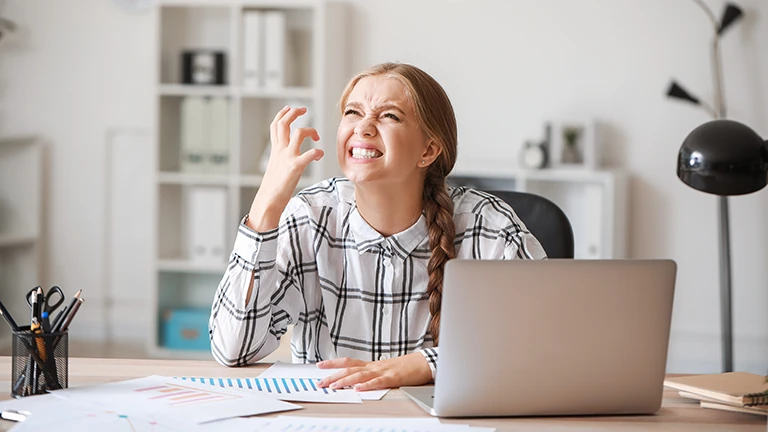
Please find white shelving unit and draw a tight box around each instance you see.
[450,164,628,260]
[0,136,43,346]
[151,0,346,358]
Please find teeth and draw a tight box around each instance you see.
[351,148,382,159]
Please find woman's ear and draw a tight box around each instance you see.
[419,139,443,167]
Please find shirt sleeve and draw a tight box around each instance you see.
[209,198,313,367]
[503,228,547,260]
[417,347,439,381]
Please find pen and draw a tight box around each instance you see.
[52,289,81,333]
[41,311,51,333]
[58,297,84,333]
[50,305,68,332]
[0,299,19,332]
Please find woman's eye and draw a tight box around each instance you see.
[383,113,400,121]
[344,109,361,116]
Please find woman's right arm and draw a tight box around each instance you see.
[208,106,323,366]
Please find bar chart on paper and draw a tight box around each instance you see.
[175,376,362,403]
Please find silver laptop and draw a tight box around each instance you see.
[402,259,676,417]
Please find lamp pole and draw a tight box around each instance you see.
[694,0,733,373]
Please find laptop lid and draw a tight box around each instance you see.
[431,259,676,417]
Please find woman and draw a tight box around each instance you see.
[209,63,546,391]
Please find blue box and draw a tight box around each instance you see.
[161,308,211,351]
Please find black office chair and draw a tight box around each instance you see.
[487,190,575,259]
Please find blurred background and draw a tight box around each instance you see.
[0,0,766,374]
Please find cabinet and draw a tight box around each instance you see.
[0,137,43,346]
[450,165,627,259]
[151,0,346,357]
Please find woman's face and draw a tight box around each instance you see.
[337,75,436,187]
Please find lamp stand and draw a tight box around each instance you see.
[695,0,734,372]
[717,196,734,372]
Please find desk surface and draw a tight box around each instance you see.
[0,357,764,431]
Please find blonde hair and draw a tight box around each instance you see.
[339,63,458,345]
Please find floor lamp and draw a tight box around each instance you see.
[665,1,756,373]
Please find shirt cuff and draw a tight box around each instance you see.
[233,217,278,267]
[417,347,438,381]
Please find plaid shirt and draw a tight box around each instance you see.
[209,177,546,378]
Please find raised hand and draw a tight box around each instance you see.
[246,106,323,232]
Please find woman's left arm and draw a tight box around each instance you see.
[316,351,433,391]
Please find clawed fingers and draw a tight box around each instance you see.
[272,106,308,148]
[289,127,320,150]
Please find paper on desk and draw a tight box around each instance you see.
[51,375,300,425]
[0,394,190,431]
[260,361,390,400]
[175,376,362,404]
[249,416,495,432]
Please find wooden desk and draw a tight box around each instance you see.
[0,357,764,431]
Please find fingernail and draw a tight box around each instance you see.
[283,105,289,110]
[317,361,325,367]
[354,384,362,391]
[330,383,338,390]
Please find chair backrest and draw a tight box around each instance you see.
[487,190,575,259]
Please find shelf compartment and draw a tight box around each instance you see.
[158,95,235,174]
[158,184,231,263]
[160,6,232,85]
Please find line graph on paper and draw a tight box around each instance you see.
[134,382,243,406]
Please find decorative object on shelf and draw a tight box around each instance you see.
[666,0,746,373]
[0,15,16,46]
[550,117,598,169]
[182,50,226,86]
[519,123,551,170]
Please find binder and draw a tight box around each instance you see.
[664,372,768,407]
[186,186,227,264]
[263,10,292,89]
[180,97,208,173]
[243,11,264,89]
[207,97,229,174]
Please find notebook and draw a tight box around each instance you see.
[664,372,768,407]
[700,401,768,416]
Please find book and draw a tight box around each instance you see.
[243,10,263,89]
[207,97,229,174]
[664,372,768,407]
[186,186,227,264]
[263,10,294,89]
[700,401,768,416]
[180,96,208,173]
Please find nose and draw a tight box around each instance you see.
[354,116,377,138]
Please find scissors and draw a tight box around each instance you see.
[25,286,66,316]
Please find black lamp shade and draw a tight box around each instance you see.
[678,119,768,195]
[667,81,700,105]
[718,3,744,36]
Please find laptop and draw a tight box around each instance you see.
[401,259,676,417]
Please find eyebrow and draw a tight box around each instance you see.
[345,101,407,115]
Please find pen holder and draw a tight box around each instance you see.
[10,328,68,398]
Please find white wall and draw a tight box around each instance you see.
[0,0,766,374]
